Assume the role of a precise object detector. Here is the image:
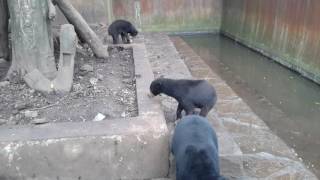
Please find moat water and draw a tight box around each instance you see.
[182,34,320,177]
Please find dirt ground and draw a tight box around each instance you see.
[0,43,138,126]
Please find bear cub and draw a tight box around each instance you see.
[150,78,217,119]
[171,115,226,180]
[108,19,138,44]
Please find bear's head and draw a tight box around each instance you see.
[129,25,138,37]
[150,78,165,96]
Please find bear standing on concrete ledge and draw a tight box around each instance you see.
[149,78,217,119]
[172,115,226,180]
[108,19,138,44]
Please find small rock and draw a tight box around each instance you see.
[148,93,155,98]
[14,102,30,110]
[122,74,131,78]
[80,64,93,72]
[31,118,49,125]
[0,119,6,125]
[126,84,133,89]
[89,78,98,86]
[29,89,35,94]
[122,79,132,84]
[97,74,104,81]
[0,81,9,87]
[15,113,22,119]
[24,110,38,118]
[7,118,16,125]
[83,44,89,49]
[73,83,82,92]
[0,58,6,63]
[12,110,19,115]
[93,113,106,122]
[121,112,126,118]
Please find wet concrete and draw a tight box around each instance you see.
[181,34,320,178]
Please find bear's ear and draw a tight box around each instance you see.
[154,80,162,88]
[199,149,207,156]
[185,145,197,155]
[156,77,164,86]
[199,149,212,166]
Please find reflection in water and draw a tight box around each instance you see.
[182,34,320,177]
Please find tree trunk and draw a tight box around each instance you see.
[54,0,108,59]
[7,0,57,79]
[0,0,9,61]
[63,14,86,43]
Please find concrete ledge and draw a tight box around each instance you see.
[0,44,169,179]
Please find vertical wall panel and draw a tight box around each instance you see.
[222,0,320,83]
[54,0,222,32]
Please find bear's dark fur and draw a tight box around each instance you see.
[171,115,225,180]
[150,78,217,119]
[108,19,138,44]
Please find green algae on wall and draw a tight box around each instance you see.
[142,17,221,32]
[139,0,222,32]
[221,0,320,84]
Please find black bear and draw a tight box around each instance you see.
[171,115,225,180]
[108,19,138,44]
[150,78,217,119]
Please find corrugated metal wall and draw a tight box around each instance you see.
[221,0,320,83]
[55,0,222,32]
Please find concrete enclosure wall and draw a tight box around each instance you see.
[221,0,320,83]
[54,0,222,32]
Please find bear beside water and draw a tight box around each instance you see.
[150,78,217,119]
[171,115,226,180]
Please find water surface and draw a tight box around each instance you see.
[182,34,320,177]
